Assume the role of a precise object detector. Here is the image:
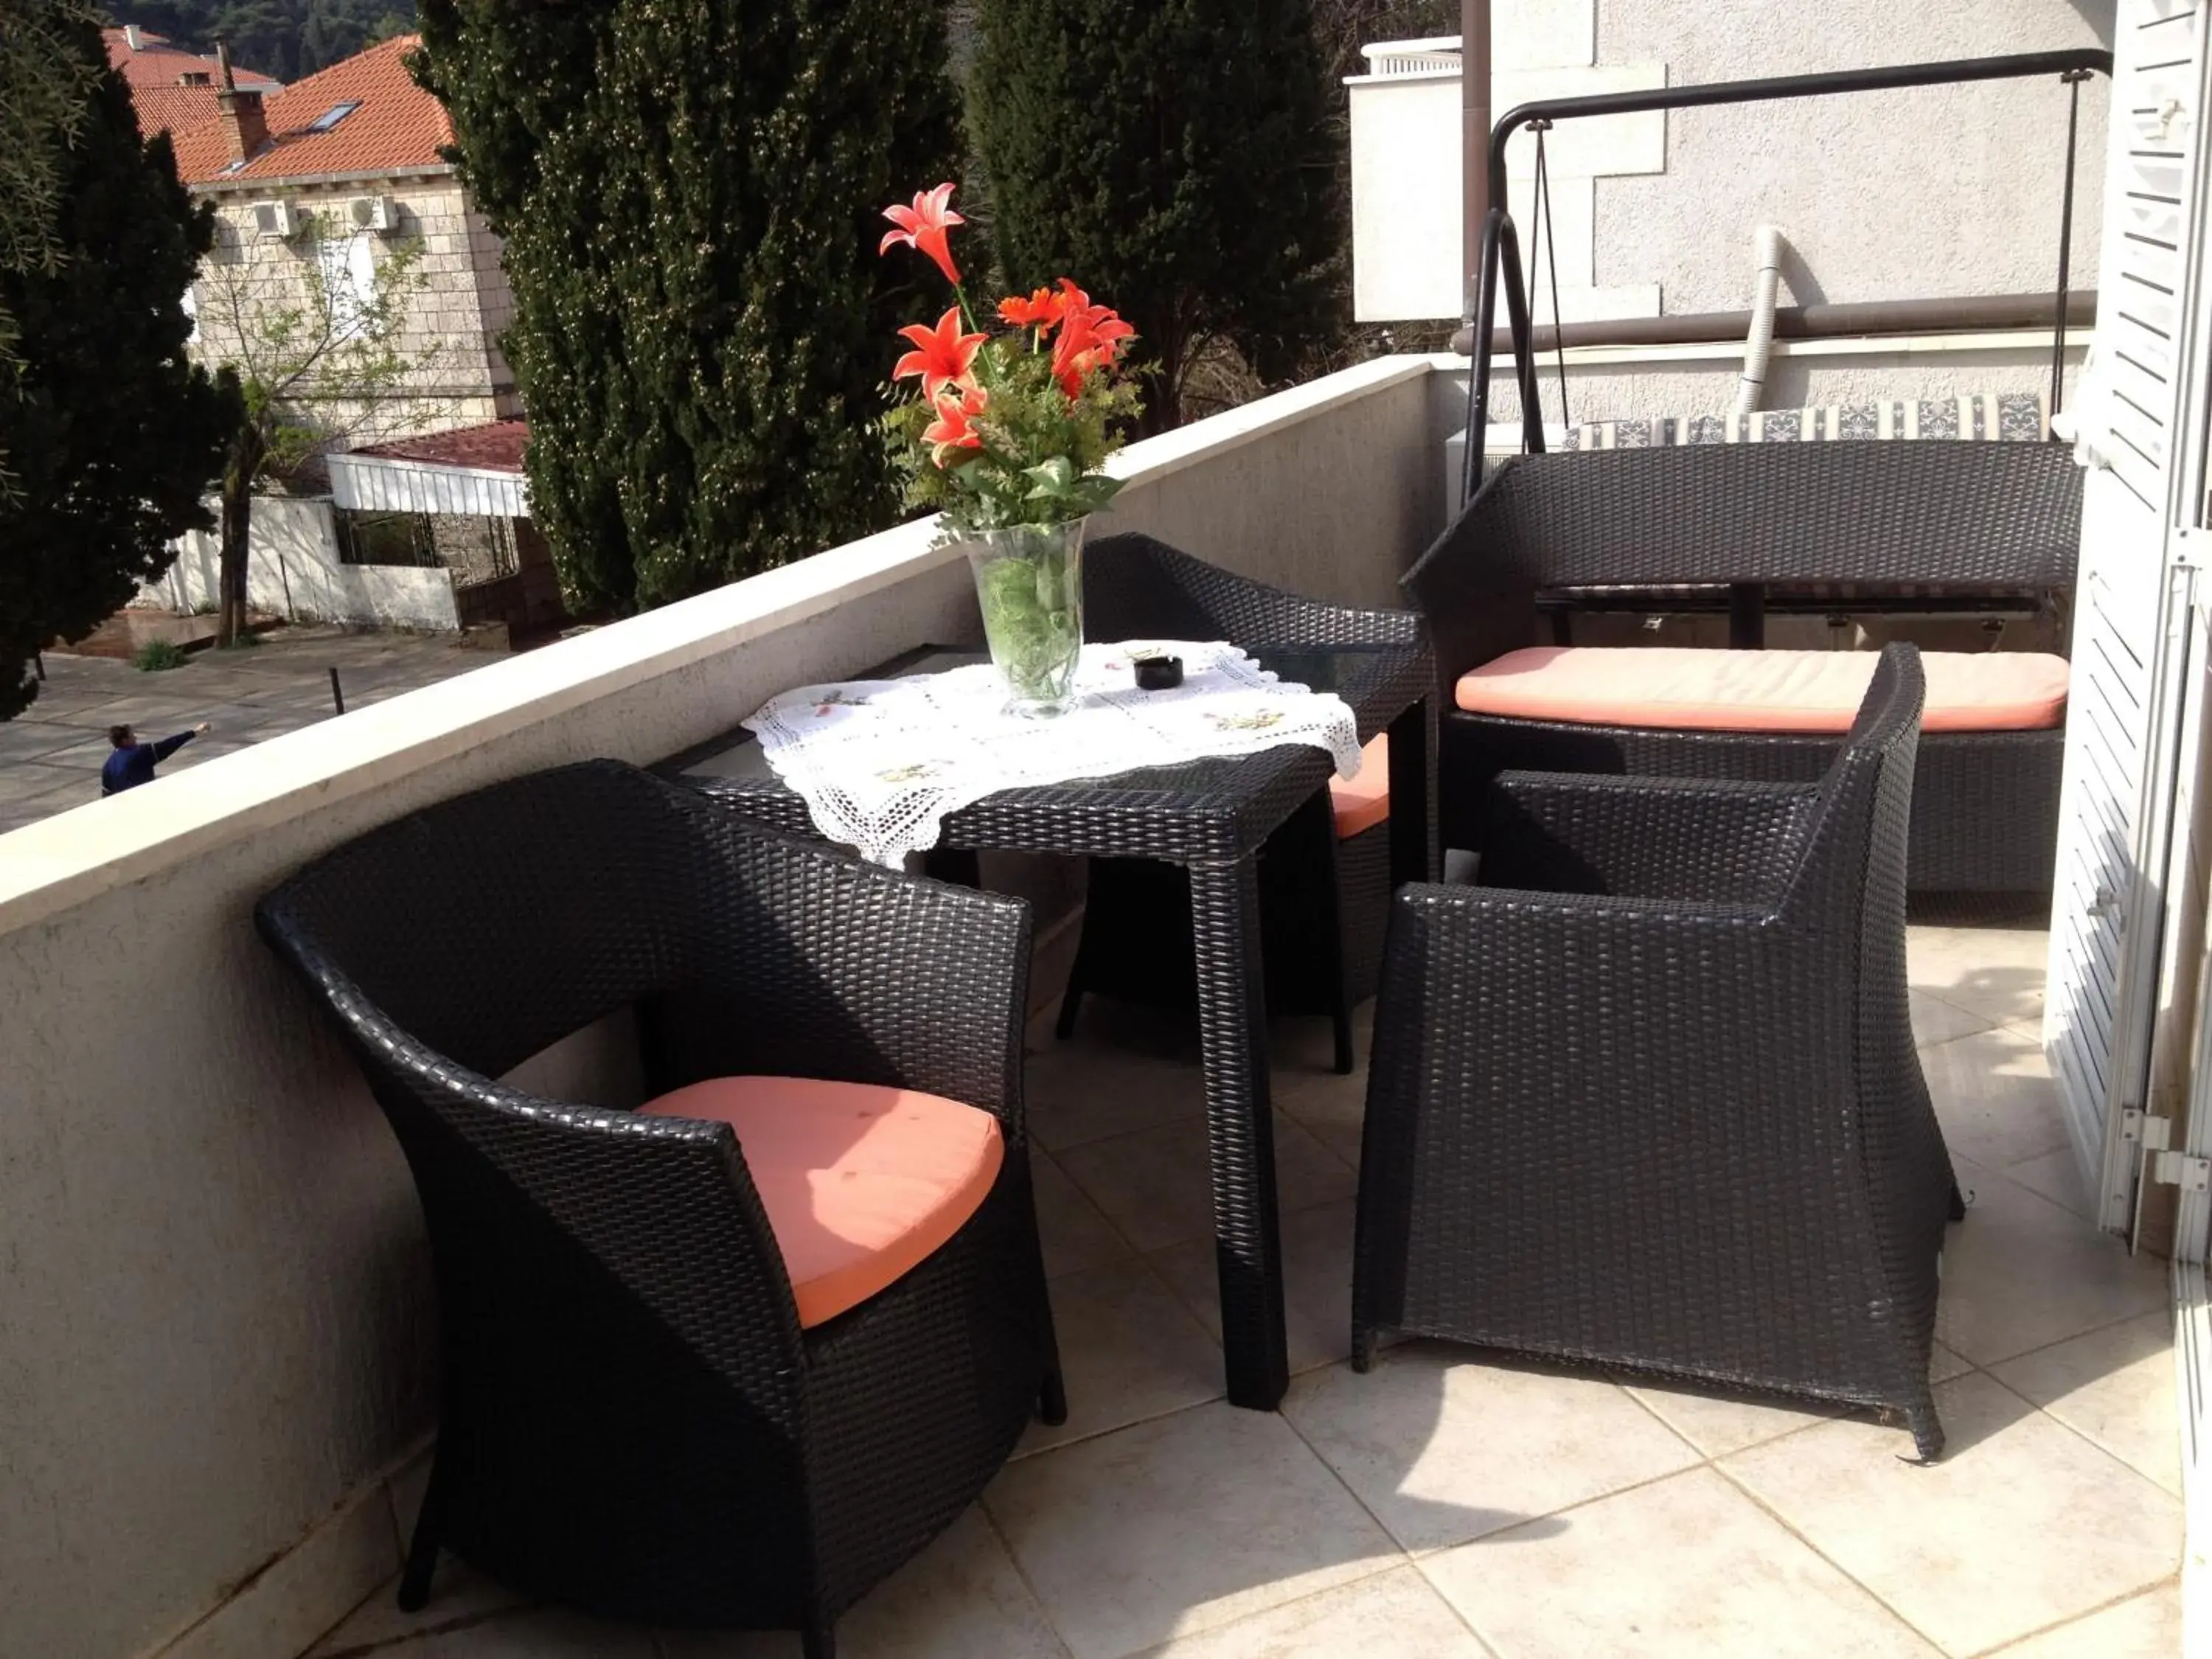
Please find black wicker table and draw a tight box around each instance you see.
[664,628,1434,1411]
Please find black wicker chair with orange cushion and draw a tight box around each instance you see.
[1057,534,1418,1071]
[1352,645,1964,1459]
[1403,442,2080,894]
[255,761,1061,1659]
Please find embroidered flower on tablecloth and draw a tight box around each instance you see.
[1206,709,1285,732]
[876,762,943,784]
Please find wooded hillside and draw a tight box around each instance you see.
[107,1,414,82]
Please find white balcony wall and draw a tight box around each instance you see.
[139,495,464,633]
[1596,0,2112,316]
[1349,0,2112,326]
[0,355,1440,1659]
[1347,52,1666,324]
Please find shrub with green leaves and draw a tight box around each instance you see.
[132,639,188,671]
[970,0,1343,431]
[413,0,967,612]
[0,13,234,718]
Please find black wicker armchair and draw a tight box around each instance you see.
[1403,442,2081,894]
[1057,533,1419,1071]
[256,761,1061,1659]
[1352,644,1963,1459]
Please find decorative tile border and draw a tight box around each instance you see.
[1567,391,2051,448]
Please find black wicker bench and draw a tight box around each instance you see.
[1402,442,2081,894]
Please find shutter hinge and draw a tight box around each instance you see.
[2154,1150,2212,1193]
[2137,1113,2210,1191]
[2176,527,2210,568]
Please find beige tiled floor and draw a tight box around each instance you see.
[302,923,2185,1659]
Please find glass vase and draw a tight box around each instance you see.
[964,518,1088,719]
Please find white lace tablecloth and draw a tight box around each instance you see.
[742,641,1364,863]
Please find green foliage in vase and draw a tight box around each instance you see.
[969,0,1343,431]
[412,0,967,613]
[970,529,1084,701]
[0,10,235,718]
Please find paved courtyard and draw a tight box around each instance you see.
[298,921,2183,1659]
[0,629,493,834]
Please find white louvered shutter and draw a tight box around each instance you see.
[2045,0,2212,1232]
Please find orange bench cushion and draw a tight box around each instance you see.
[1329,734,1391,839]
[1455,647,2069,735]
[639,1076,1003,1327]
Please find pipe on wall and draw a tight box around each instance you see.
[1450,288,2100,358]
[1461,0,1491,317]
[1733,226,1788,417]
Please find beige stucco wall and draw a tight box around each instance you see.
[1593,0,2114,313]
[189,173,519,448]
[0,357,1437,1659]
[1352,1,2113,324]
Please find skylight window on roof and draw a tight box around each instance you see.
[307,101,361,133]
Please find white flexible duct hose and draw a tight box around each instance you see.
[1733,225,1787,419]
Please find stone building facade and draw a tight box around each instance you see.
[140,35,555,635]
[168,34,518,451]
[187,175,518,446]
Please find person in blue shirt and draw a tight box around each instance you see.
[101,721,211,796]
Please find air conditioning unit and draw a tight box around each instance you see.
[347,195,397,234]
[251,200,300,240]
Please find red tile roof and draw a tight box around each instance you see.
[350,420,529,473]
[128,84,223,140]
[170,35,455,187]
[104,27,280,91]
[104,27,279,139]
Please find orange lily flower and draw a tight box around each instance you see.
[1050,297,1137,397]
[998,285,1067,334]
[922,384,989,465]
[1087,307,1135,365]
[880,183,964,286]
[893,307,988,402]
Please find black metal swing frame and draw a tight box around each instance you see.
[1409,49,2109,897]
[1464,46,2114,488]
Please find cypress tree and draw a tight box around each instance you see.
[970,0,1343,431]
[414,0,966,612]
[0,12,236,719]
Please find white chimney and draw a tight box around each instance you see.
[124,24,142,49]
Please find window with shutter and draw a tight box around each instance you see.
[2045,0,2211,1233]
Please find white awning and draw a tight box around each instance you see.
[327,451,529,518]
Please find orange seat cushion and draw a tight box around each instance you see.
[1329,734,1391,839]
[639,1076,1003,1327]
[1455,647,2069,735]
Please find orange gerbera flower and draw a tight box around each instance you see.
[922,383,989,465]
[997,285,1068,334]
[893,307,988,402]
[880,183,964,286]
